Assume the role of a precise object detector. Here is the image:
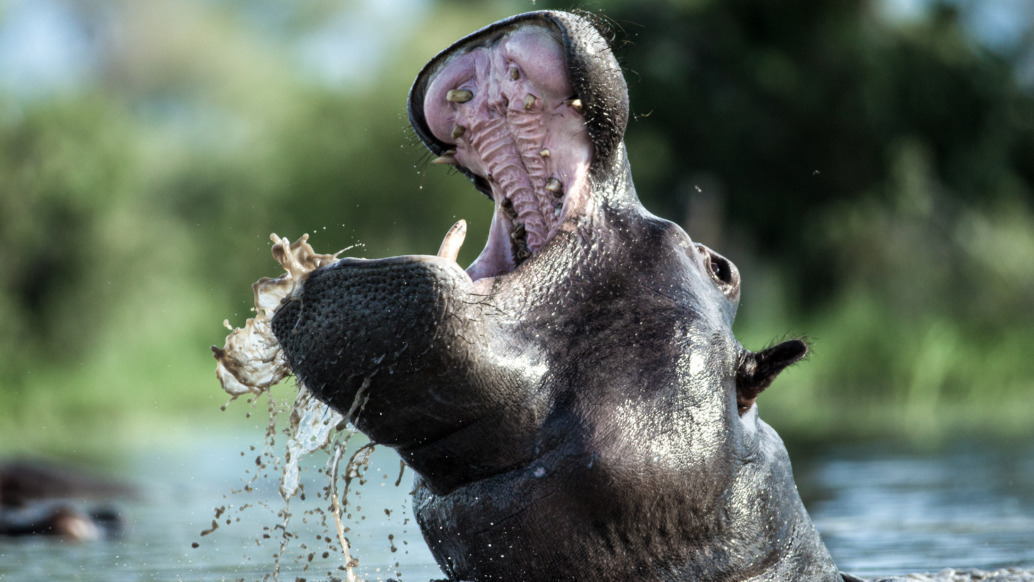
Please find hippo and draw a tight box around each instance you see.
[0,459,132,507]
[0,502,122,541]
[0,459,128,541]
[271,10,856,581]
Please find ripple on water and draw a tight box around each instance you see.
[800,440,1034,579]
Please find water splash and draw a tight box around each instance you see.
[212,233,340,403]
[212,233,389,582]
[281,389,345,501]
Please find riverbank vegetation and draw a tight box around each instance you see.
[1,0,1032,455]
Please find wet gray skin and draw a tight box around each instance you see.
[273,10,850,582]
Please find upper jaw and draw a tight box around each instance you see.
[410,11,634,290]
[418,21,593,284]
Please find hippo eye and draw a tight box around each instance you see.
[695,244,740,299]
[709,256,732,285]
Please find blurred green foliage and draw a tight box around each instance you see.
[1,0,1032,452]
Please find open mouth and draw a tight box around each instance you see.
[417,24,593,283]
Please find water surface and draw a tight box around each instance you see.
[1,435,1032,581]
[796,438,1034,579]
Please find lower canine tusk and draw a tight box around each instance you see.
[437,220,467,262]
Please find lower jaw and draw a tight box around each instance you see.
[440,161,589,290]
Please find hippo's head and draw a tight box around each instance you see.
[272,11,840,581]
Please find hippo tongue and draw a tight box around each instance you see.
[421,25,593,281]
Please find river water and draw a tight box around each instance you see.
[1,432,1032,581]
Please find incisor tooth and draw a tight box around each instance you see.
[451,125,466,139]
[446,89,473,103]
[431,156,457,165]
[437,220,467,262]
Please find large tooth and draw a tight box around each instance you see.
[437,220,467,262]
[500,197,517,218]
[451,125,466,139]
[432,155,457,165]
[446,89,473,103]
[510,222,526,241]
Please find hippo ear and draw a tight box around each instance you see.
[736,340,808,414]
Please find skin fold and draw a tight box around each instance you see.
[272,11,854,582]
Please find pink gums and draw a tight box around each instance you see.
[423,26,592,275]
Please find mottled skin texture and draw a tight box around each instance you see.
[273,11,849,581]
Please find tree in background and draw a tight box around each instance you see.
[0,0,518,448]
[598,0,1034,430]
[542,0,1034,308]
[1,0,1031,445]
